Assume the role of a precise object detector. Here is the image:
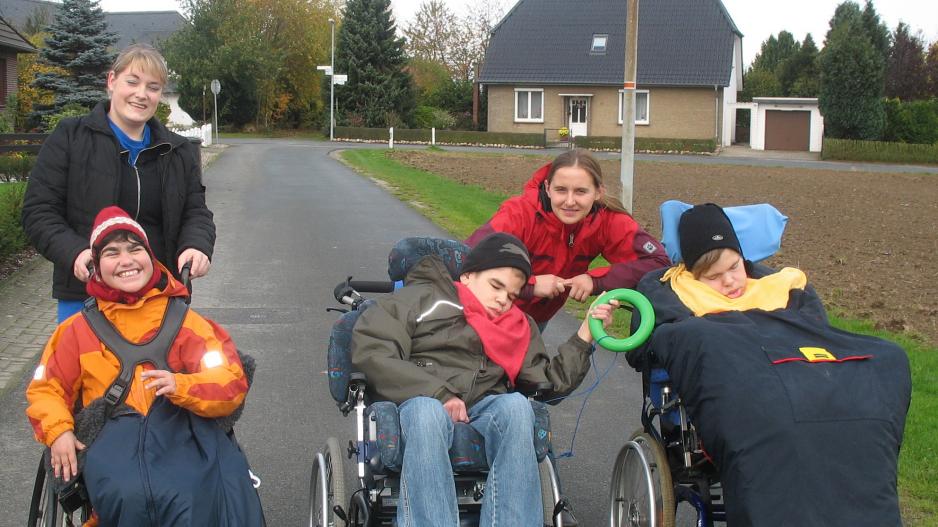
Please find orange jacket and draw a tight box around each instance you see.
[26,268,248,447]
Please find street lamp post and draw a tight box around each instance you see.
[329,18,335,142]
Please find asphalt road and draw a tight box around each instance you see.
[0,139,647,527]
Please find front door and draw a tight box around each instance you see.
[569,98,588,138]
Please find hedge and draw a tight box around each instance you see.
[334,126,545,147]
[573,135,717,153]
[0,153,37,182]
[0,182,28,259]
[822,138,938,165]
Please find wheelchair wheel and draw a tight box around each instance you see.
[608,431,675,527]
[27,453,57,527]
[308,437,347,527]
[538,457,563,526]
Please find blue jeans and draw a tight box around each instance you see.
[396,393,542,527]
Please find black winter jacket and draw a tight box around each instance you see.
[22,102,215,300]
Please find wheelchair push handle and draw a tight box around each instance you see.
[333,277,396,309]
[588,289,655,353]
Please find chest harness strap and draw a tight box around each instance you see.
[81,296,189,415]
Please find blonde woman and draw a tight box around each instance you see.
[23,43,215,322]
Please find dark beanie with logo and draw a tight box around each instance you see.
[460,232,532,280]
[678,203,743,270]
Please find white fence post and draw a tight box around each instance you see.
[389,127,394,149]
[203,124,213,146]
[432,127,436,145]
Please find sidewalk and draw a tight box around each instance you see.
[0,256,55,395]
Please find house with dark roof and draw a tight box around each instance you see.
[479,0,744,146]
[0,15,37,111]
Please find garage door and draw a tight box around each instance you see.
[764,110,810,151]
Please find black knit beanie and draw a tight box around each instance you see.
[678,203,743,270]
[460,232,532,280]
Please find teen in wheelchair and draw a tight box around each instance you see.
[314,233,618,527]
[25,207,264,526]
[611,202,911,527]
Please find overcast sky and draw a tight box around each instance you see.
[100,0,938,68]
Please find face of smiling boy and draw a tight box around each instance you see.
[98,238,154,293]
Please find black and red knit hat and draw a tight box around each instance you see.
[89,206,151,255]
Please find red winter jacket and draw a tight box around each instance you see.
[467,162,670,323]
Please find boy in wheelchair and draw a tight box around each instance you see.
[626,203,911,526]
[351,233,617,526]
[25,206,264,526]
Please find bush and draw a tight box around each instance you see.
[156,102,172,125]
[822,138,938,164]
[574,136,717,153]
[882,98,938,145]
[0,153,37,182]
[43,103,88,132]
[0,182,28,259]
[413,106,456,130]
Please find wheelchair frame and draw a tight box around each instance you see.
[310,277,568,527]
[608,367,726,527]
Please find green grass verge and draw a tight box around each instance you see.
[829,314,938,524]
[340,148,936,524]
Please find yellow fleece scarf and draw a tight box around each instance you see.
[662,264,807,317]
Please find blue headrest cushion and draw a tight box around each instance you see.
[659,200,788,264]
[388,237,470,282]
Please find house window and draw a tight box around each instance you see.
[591,34,608,54]
[514,88,544,123]
[618,90,650,125]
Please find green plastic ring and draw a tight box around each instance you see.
[588,288,655,352]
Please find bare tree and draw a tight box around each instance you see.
[403,0,455,64]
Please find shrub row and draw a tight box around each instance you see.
[821,138,938,165]
[574,136,717,153]
[882,98,938,145]
[334,127,546,147]
[0,182,28,260]
[0,153,37,182]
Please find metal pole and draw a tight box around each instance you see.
[620,0,640,214]
[213,92,218,144]
[330,18,335,142]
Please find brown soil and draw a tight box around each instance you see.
[389,150,938,345]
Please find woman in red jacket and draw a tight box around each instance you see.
[467,149,669,327]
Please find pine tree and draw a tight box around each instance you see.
[31,0,117,123]
[332,0,415,127]
[819,10,884,140]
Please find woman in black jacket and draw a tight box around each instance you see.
[22,44,215,322]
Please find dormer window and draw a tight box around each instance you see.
[591,34,608,54]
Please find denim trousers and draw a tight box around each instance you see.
[396,393,542,527]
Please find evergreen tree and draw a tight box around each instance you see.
[332,0,415,127]
[785,34,820,97]
[31,0,117,123]
[819,12,884,140]
[926,42,938,99]
[885,23,927,101]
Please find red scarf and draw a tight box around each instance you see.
[455,282,531,384]
[86,263,163,305]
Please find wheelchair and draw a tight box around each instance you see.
[310,237,569,527]
[608,201,791,527]
[26,265,262,527]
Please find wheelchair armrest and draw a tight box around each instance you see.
[515,380,552,398]
[349,372,367,386]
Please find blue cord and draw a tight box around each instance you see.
[546,345,620,459]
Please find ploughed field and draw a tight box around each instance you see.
[388,150,938,345]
